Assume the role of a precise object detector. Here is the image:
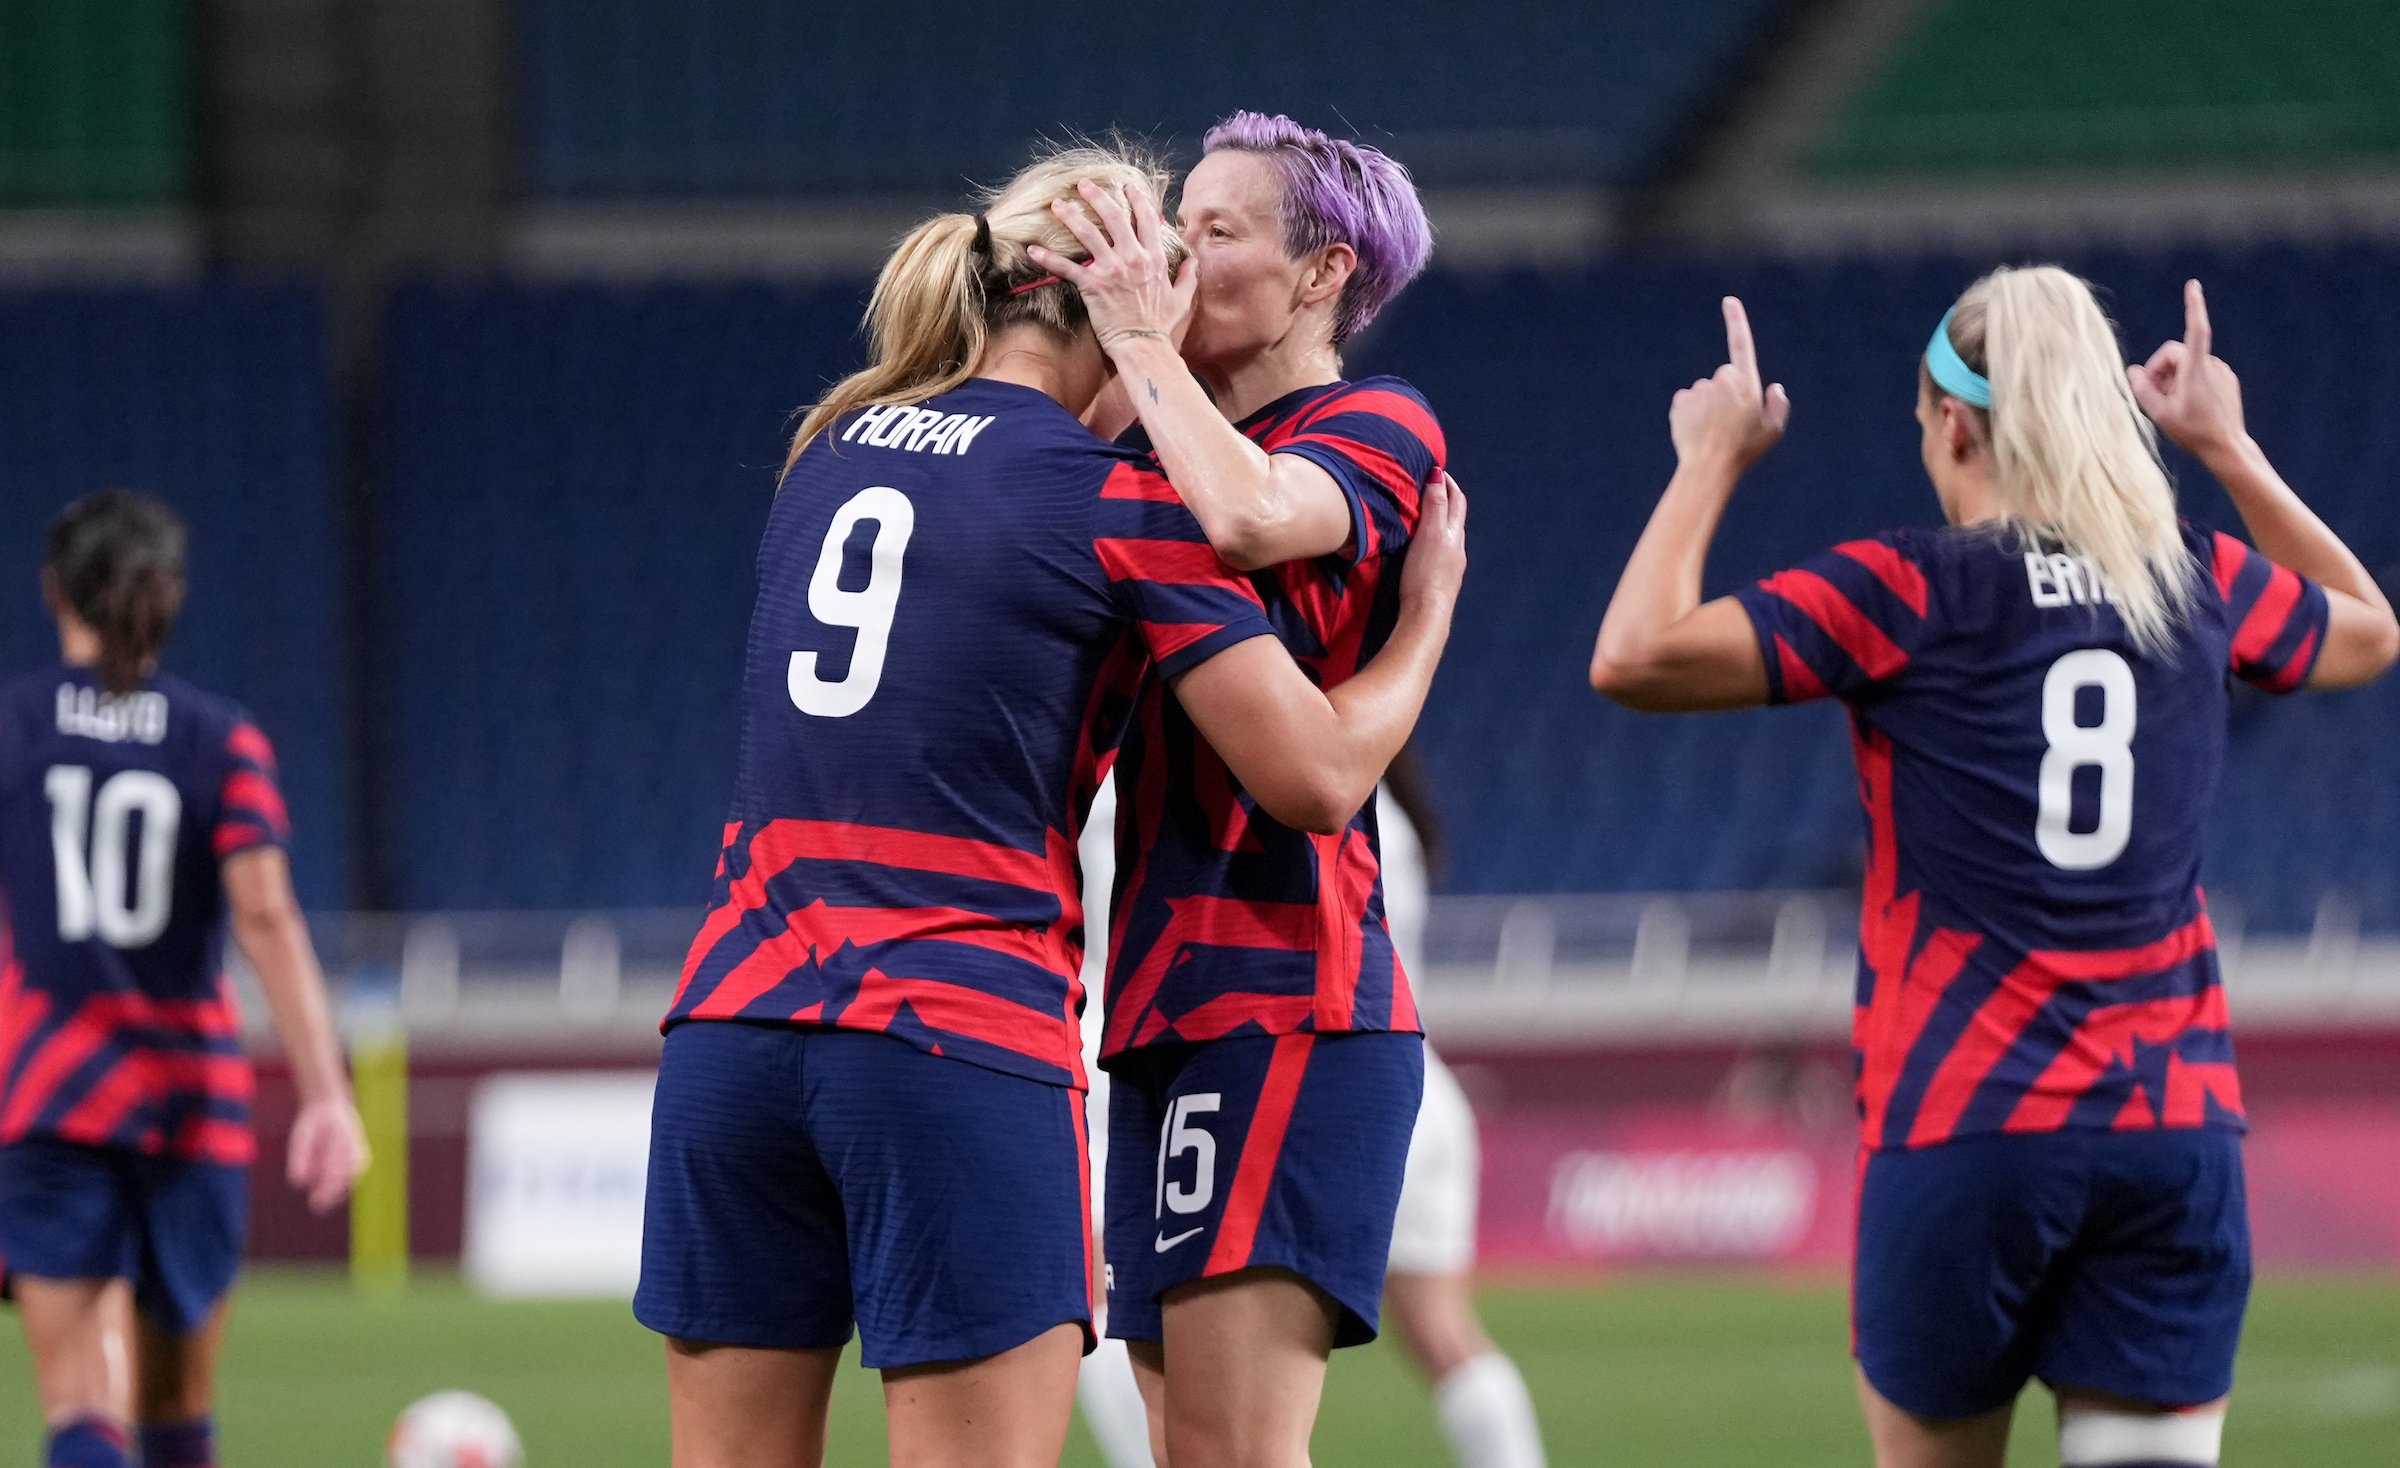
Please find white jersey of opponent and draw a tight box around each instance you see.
[1377,792,1480,1276]
[1080,777,1120,1190]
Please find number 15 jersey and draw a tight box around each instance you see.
[667,379,1277,1090]
[1736,522,2328,1153]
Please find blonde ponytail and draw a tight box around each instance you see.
[1937,266,2192,655]
[788,142,1187,466]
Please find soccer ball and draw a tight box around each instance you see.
[387,1390,524,1468]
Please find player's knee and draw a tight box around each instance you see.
[2056,1401,2226,1466]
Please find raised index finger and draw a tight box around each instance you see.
[2183,278,2212,362]
[1722,296,1758,381]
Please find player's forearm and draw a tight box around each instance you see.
[1592,457,1737,687]
[1107,337,1299,570]
[237,910,352,1106]
[2204,435,2391,616]
[1318,591,1455,807]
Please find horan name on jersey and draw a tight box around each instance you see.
[840,403,998,456]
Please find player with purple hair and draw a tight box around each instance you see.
[1035,113,1540,1468]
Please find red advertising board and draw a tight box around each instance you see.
[1476,1102,2400,1271]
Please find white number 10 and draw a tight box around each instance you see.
[2036,649,2136,871]
[46,765,182,947]
[787,486,915,718]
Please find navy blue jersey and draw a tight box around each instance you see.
[668,379,1277,1088]
[0,666,289,1162]
[1736,523,2328,1151]
[1103,379,1444,1061]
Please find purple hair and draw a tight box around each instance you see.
[1201,111,1432,346]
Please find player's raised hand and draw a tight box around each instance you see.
[2128,279,2248,458]
[1669,297,1791,471]
[288,1092,370,1215]
[1402,470,1468,613]
[1028,179,1196,354]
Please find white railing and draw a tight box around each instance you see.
[237,892,2400,1049]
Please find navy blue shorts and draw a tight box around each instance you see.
[0,1138,247,1334]
[1104,1031,1422,1348]
[635,1021,1093,1369]
[1855,1128,2250,1418]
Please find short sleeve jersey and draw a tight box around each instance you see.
[0,667,290,1164]
[666,379,1278,1089]
[1734,522,2330,1152]
[1102,377,1445,1063]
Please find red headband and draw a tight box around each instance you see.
[1006,274,1064,297]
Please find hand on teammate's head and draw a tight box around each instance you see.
[1030,180,1193,352]
[2128,279,2248,459]
[1668,297,1790,471]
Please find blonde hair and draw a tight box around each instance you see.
[788,142,1186,465]
[1933,265,2191,655]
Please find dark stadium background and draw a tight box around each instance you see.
[2,1,2396,1462]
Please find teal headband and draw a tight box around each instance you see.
[1925,308,1991,409]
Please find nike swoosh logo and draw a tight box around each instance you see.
[1154,1227,1205,1253]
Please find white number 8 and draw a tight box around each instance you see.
[2036,649,2136,871]
[787,486,915,718]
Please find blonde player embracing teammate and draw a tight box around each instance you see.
[1590,275,2396,1468]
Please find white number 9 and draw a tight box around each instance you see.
[2036,649,2136,871]
[788,486,916,718]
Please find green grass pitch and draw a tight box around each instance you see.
[3,1271,2395,1463]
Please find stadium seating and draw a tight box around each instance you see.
[1818,0,2400,176]
[374,242,2400,930]
[515,0,1799,196]
[0,284,351,907]
[0,0,191,205]
[1349,242,2400,930]
[373,280,867,910]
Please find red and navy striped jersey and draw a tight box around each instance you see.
[666,378,1278,1088]
[1101,377,1444,1062]
[0,666,290,1164]
[1735,522,2329,1152]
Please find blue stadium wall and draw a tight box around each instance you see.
[0,284,353,910]
[371,243,2400,928]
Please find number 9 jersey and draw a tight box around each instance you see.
[0,667,290,1165]
[665,379,1279,1090]
[1735,522,2329,1153]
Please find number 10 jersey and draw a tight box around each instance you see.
[666,379,1278,1090]
[1735,522,2329,1152]
[0,666,289,1164]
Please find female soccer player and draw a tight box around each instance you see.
[0,490,368,1468]
[1032,112,1452,1468]
[1588,274,2397,1468]
[636,141,1466,1468]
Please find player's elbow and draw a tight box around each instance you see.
[2326,608,2400,689]
[2365,607,2400,679]
[1203,512,1286,574]
[1251,770,1362,836]
[1589,647,1662,708]
[230,890,302,945]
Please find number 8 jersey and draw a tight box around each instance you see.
[1735,522,2329,1152]
[0,667,290,1164]
[666,379,1278,1090]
